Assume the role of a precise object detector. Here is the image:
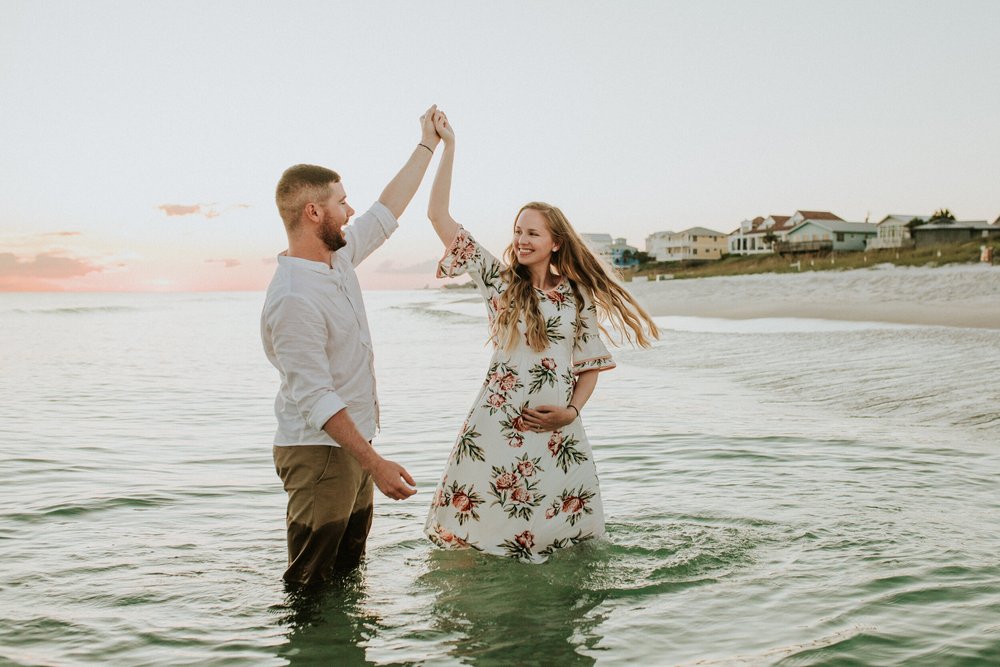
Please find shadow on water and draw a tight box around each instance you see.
[267,547,611,666]
[414,546,610,667]
[270,572,401,667]
[265,517,767,665]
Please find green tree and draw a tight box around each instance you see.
[620,249,651,266]
[929,208,956,224]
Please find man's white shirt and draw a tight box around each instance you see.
[261,202,398,446]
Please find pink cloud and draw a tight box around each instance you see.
[157,203,252,219]
[0,252,103,279]
[42,231,82,237]
[158,204,204,217]
[0,252,104,291]
[205,258,241,268]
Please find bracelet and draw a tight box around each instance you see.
[418,143,434,154]
[568,405,580,419]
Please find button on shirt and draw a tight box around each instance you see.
[261,201,398,446]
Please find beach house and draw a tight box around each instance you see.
[911,221,997,248]
[581,233,613,261]
[727,215,794,255]
[582,233,639,268]
[648,227,727,261]
[866,215,928,250]
[645,230,676,260]
[778,213,877,253]
[609,237,641,267]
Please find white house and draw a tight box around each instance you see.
[867,215,928,250]
[645,230,676,260]
[727,214,795,255]
[581,233,614,262]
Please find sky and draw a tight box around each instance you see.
[1,0,998,292]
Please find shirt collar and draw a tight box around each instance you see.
[276,251,335,274]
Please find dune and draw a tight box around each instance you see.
[625,263,1000,329]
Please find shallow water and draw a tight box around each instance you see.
[1,290,998,665]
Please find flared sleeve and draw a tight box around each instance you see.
[437,227,505,302]
[572,289,616,374]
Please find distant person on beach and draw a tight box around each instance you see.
[423,110,659,561]
[261,106,441,585]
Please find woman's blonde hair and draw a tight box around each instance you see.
[494,202,659,352]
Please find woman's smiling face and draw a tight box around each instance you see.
[512,208,559,267]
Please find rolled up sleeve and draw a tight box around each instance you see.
[345,201,399,266]
[267,294,346,432]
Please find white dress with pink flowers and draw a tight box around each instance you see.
[424,228,615,563]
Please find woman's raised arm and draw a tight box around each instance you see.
[427,111,461,246]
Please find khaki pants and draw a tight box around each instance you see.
[273,445,374,585]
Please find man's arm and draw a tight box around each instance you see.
[268,296,416,500]
[322,410,417,501]
[378,104,441,220]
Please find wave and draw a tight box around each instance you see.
[5,494,176,523]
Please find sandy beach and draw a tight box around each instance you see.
[626,263,1000,329]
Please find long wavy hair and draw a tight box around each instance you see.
[494,202,659,352]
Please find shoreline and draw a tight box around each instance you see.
[626,264,1000,330]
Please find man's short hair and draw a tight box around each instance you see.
[275,164,341,230]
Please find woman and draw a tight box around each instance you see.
[423,111,658,562]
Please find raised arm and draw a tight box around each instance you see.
[378,104,441,220]
[427,110,461,245]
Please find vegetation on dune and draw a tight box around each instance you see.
[623,239,1000,281]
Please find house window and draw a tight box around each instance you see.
[836,233,845,242]
[693,248,698,255]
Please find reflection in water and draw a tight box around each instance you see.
[418,546,610,666]
[272,572,390,667]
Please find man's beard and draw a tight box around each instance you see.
[318,218,347,252]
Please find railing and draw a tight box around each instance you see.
[773,240,833,254]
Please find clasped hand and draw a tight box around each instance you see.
[521,405,576,432]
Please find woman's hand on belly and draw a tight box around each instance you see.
[521,404,576,433]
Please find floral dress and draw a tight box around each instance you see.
[424,228,616,562]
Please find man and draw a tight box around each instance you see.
[262,105,440,585]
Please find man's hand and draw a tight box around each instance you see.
[420,104,441,151]
[521,405,576,433]
[371,457,418,500]
[379,104,442,219]
[433,109,454,146]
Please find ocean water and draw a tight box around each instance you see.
[1,289,998,666]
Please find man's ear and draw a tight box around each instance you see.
[304,203,319,222]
